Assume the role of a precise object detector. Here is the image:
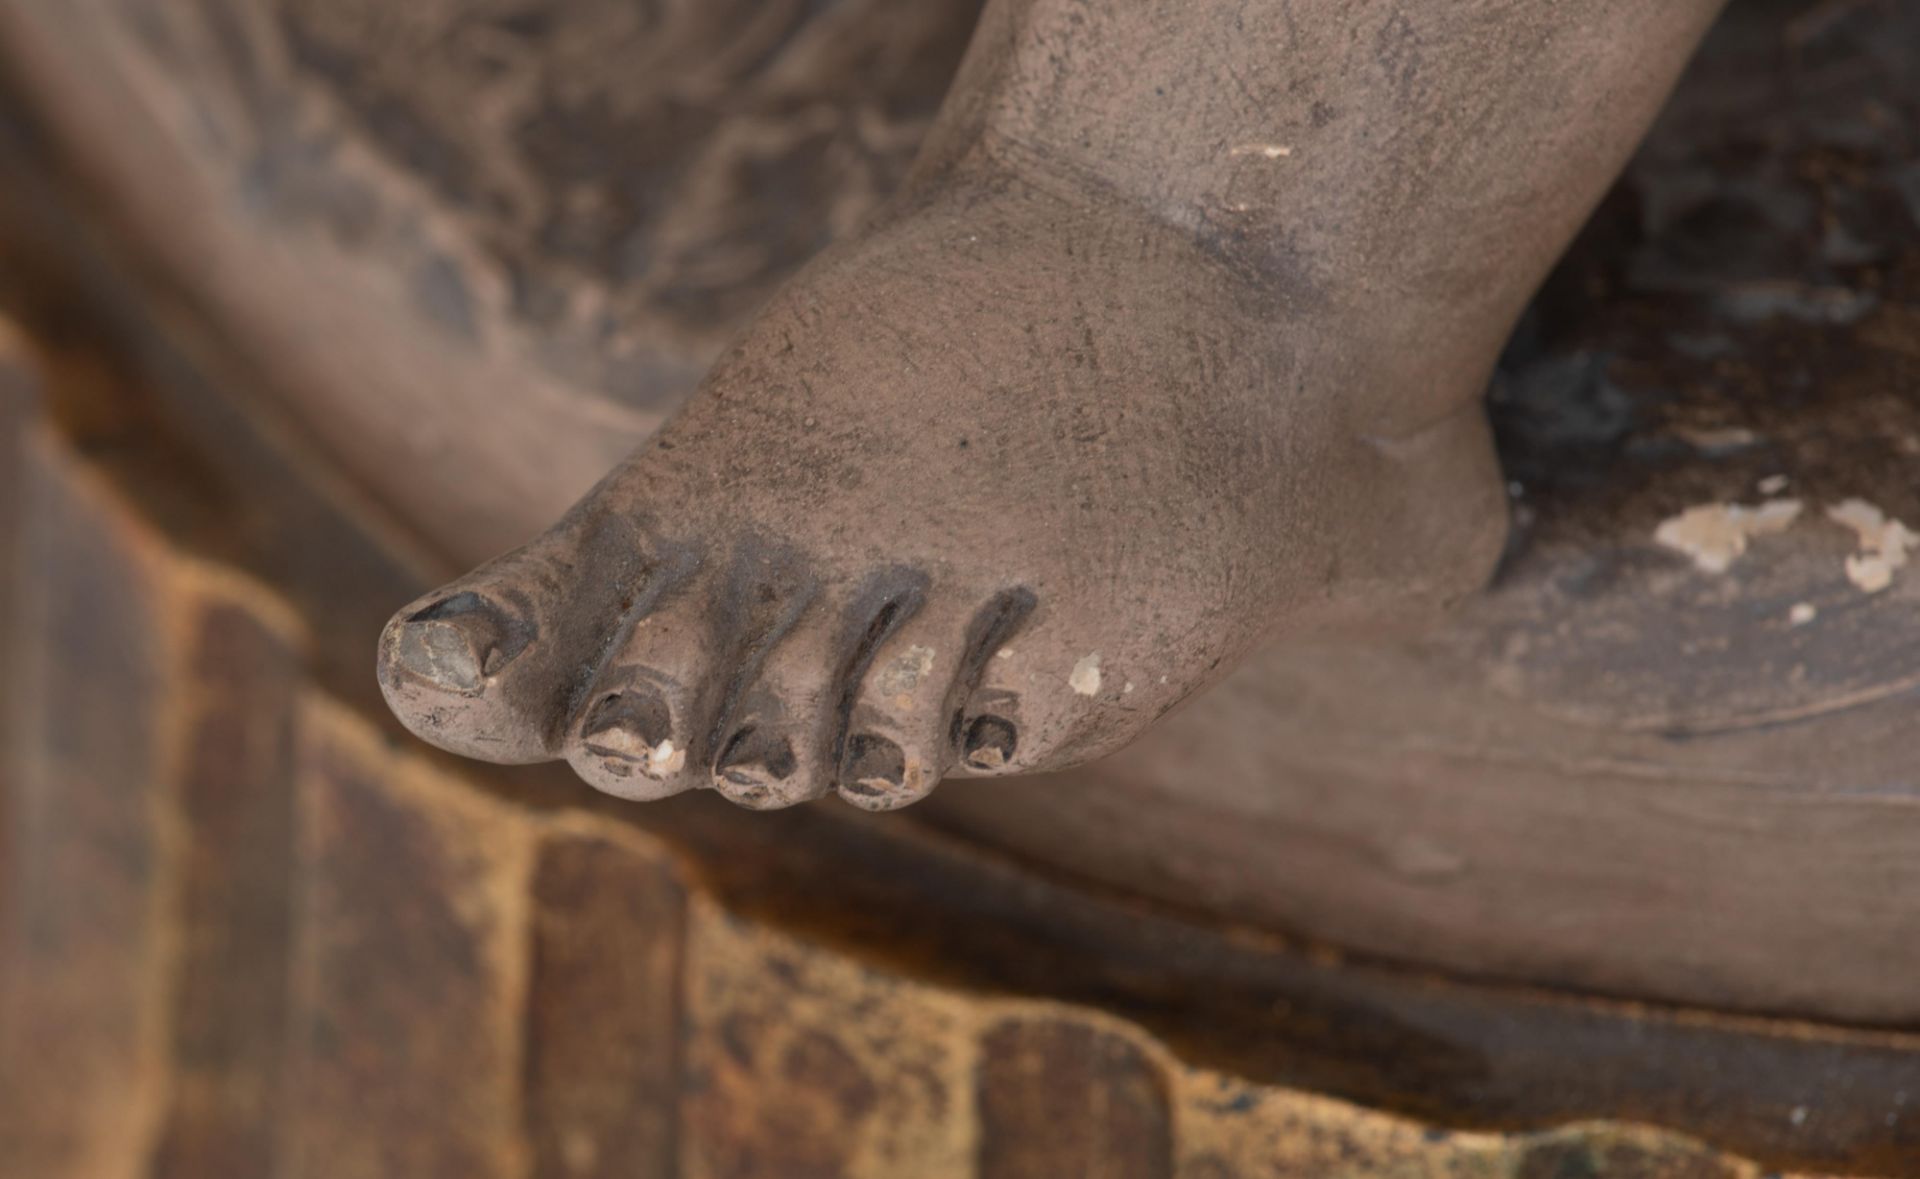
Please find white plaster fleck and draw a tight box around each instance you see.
[996,647,1015,660]
[1828,498,1918,594]
[1230,143,1293,158]
[1847,554,1896,593]
[1788,602,1817,626]
[1653,498,1802,573]
[1123,681,1134,694]
[647,739,686,777]
[1672,424,1759,454]
[1069,653,1103,697]
[1757,473,1790,495]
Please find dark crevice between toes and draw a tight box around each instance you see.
[580,688,676,779]
[701,542,823,771]
[840,733,907,802]
[551,541,701,750]
[945,586,1039,752]
[827,569,931,771]
[962,715,1019,771]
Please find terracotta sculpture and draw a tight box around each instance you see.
[376,0,1727,809]
[9,0,1918,1028]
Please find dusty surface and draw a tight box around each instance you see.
[5,0,1920,1035]
[373,0,1725,807]
[5,351,1916,1176]
[924,0,1920,1027]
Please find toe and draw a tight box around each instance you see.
[711,568,929,810]
[837,588,1035,810]
[564,541,824,803]
[386,590,529,696]
[562,579,723,801]
[381,584,548,761]
[569,666,699,801]
[378,514,668,763]
[709,616,836,810]
[953,605,1123,778]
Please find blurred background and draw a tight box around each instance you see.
[2,0,1919,1176]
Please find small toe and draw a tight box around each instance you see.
[565,542,825,803]
[836,588,1034,810]
[563,589,717,801]
[957,713,1020,773]
[953,604,1122,778]
[711,568,928,809]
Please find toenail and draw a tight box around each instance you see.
[581,690,680,776]
[962,715,1018,770]
[840,733,906,798]
[715,727,798,789]
[390,592,531,693]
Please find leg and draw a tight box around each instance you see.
[379,0,1727,809]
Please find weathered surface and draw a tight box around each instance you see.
[976,1018,1173,1179]
[2,377,1911,1178]
[921,0,1920,1025]
[0,425,177,1179]
[681,900,974,1179]
[524,829,685,1179]
[0,0,983,556]
[281,699,533,1179]
[10,0,1920,1030]
[0,321,36,969]
[151,589,304,1179]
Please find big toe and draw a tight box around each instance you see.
[379,577,558,762]
[377,512,668,763]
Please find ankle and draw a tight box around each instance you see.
[913,0,1729,314]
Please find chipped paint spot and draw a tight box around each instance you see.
[967,745,1006,771]
[876,645,937,699]
[1653,498,1802,573]
[1847,554,1896,593]
[1123,681,1134,694]
[1672,424,1759,454]
[647,739,685,777]
[995,647,1014,660]
[1230,143,1293,158]
[1757,473,1790,495]
[1788,602,1817,626]
[1828,498,1917,594]
[1069,653,1102,696]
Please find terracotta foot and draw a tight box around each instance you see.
[380,0,1723,809]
